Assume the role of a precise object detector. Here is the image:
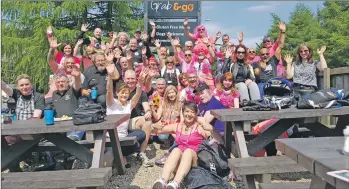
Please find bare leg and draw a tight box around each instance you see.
[135,117,152,153]
[173,148,197,184]
[161,148,183,182]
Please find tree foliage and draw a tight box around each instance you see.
[263,1,349,68]
[1,0,144,92]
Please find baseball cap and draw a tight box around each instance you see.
[135,29,141,33]
[193,82,209,94]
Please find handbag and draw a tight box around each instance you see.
[72,102,106,125]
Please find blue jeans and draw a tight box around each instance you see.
[121,130,146,156]
[158,134,170,142]
[257,82,265,98]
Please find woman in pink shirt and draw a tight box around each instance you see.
[151,102,213,189]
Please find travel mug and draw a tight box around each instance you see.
[44,106,54,125]
[91,87,98,100]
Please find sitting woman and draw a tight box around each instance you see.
[152,102,213,189]
[285,44,327,102]
[152,85,181,165]
[106,72,145,166]
[228,44,260,101]
[214,72,240,108]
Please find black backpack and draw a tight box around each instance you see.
[184,167,234,189]
[72,101,106,125]
[197,139,230,178]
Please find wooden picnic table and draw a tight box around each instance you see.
[276,137,349,189]
[211,107,349,189]
[1,114,130,175]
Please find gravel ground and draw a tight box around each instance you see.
[105,144,312,189]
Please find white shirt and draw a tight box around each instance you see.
[106,99,131,137]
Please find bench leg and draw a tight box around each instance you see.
[224,122,233,157]
[107,128,125,175]
[334,115,349,135]
[254,174,271,183]
[91,130,106,168]
[233,121,257,189]
[309,175,335,189]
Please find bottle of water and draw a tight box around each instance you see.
[343,126,349,155]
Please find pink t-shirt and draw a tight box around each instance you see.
[248,56,261,64]
[214,89,240,108]
[269,43,286,77]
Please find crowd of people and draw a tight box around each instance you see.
[1,17,328,189]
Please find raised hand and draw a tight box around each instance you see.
[238,32,244,42]
[167,32,172,40]
[126,49,133,61]
[106,63,116,75]
[284,54,293,64]
[76,39,84,46]
[225,47,232,58]
[114,48,122,59]
[81,24,88,32]
[47,26,53,35]
[172,38,180,46]
[142,31,148,41]
[112,32,117,40]
[279,21,286,32]
[317,45,326,55]
[154,39,161,48]
[142,46,147,55]
[184,18,188,27]
[149,20,156,28]
[49,37,61,49]
[216,31,222,39]
[106,52,114,62]
[71,64,81,77]
[149,69,158,78]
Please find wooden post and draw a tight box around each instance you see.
[320,68,331,127]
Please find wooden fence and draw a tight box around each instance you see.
[317,66,349,126]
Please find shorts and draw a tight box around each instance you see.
[128,116,143,130]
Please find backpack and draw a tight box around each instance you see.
[297,88,347,109]
[184,167,234,189]
[72,101,106,125]
[263,77,293,109]
[197,139,230,178]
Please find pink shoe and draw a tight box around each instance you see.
[153,178,166,189]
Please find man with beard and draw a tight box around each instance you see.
[82,53,120,107]
[2,74,45,120]
[252,22,285,97]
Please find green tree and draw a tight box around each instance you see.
[317,0,349,67]
[1,1,144,92]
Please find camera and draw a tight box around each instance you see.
[94,43,101,49]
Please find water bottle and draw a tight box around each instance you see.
[91,87,98,100]
[44,105,55,126]
[343,126,349,155]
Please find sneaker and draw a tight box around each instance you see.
[152,178,166,189]
[166,181,179,189]
[155,153,169,165]
[139,152,154,167]
[71,159,89,169]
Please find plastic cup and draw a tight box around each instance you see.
[44,109,54,125]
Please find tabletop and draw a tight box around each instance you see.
[1,114,130,135]
[275,137,349,188]
[211,107,349,122]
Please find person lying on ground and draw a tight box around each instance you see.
[151,101,213,189]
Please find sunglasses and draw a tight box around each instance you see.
[261,53,270,56]
[186,46,193,48]
[185,54,192,57]
[237,51,246,54]
[249,51,256,54]
[264,40,271,43]
[299,50,309,53]
[166,61,174,64]
[199,29,205,31]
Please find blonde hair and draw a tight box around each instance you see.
[16,74,31,84]
[162,85,180,118]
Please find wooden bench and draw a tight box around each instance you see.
[1,167,112,189]
[229,156,307,175]
[35,136,137,152]
[259,182,310,189]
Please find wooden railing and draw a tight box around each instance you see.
[317,66,349,126]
